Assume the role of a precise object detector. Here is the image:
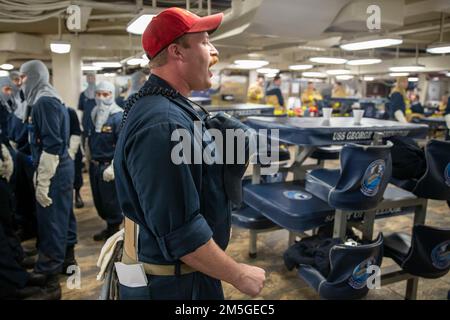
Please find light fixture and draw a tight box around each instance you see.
[427,43,450,54]
[93,62,122,68]
[127,58,147,66]
[446,72,450,77]
[81,65,102,71]
[362,76,375,81]
[309,57,347,64]
[302,71,327,78]
[336,75,354,80]
[256,68,280,74]
[0,70,9,77]
[346,58,382,66]
[326,69,351,75]
[408,77,419,82]
[389,72,410,77]
[340,36,403,51]
[0,63,14,70]
[50,41,71,54]
[427,13,450,54]
[234,60,269,69]
[103,73,116,77]
[389,65,425,72]
[288,64,313,71]
[127,14,157,35]
[265,73,278,78]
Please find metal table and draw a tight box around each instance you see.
[205,103,274,118]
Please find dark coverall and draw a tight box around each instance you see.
[114,74,231,300]
[28,97,74,275]
[67,107,83,196]
[87,110,123,227]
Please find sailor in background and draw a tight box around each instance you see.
[88,81,123,241]
[389,76,410,123]
[20,60,74,300]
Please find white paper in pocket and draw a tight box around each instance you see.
[114,262,148,287]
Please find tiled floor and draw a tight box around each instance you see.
[23,162,450,300]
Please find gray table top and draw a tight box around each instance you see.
[246,116,428,146]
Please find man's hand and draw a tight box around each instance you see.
[231,263,266,297]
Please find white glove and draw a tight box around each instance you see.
[102,160,115,182]
[445,114,450,129]
[9,140,17,150]
[96,228,124,281]
[394,110,408,123]
[0,144,14,182]
[68,135,81,160]
[35,151,59,208]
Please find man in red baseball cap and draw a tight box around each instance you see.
[113,7,266,300]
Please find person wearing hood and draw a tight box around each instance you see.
[78,72,97,134]
[19,60,74,300]
[0,77,15,140]
[115,71,147,108]
[87,81,123,241]
[8,71,28,150]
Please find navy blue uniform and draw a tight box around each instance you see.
[388,92,406,120]
[28,96,74,275]
[78,92,96,135]
[266,86,284,107]
[87,110,123,226]
[67,107,83,192]
[114,75,231,300]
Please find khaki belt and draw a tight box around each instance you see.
[122,217,196,276]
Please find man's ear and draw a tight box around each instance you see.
[167,43,185,62]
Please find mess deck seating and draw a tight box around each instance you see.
[309,145,341,162]
[390,140,450,201]
[298,233,384,300]
[384,225,450,280]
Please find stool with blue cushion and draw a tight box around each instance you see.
[231,205,279,258]
[305,142,393,212]
[383,225,450,280]
[309,146,341,162]
[298,233,384,300]
[390,139,450,201]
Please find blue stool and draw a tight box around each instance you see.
[232,206,278,258]
[384,225,450,279]
[391,140,450,201]
[305,142,393,211]
[298,233,384,300]
[309,146,341,162]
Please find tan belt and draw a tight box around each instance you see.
[123,217,196,276]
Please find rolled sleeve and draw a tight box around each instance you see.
[157,214,212,261]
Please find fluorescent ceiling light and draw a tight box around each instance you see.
[340,36,402,51]
[50,41,71,54]
[127,14,156,35]
[389,72,409,77]
[81,65,102,71]
[326,69,351,75]
[446,72,450,77]
[309,57,347,64]
[336,75,354,80]
[302,71,327,78]
[0,70,9,77]
[408,77,419,82]
[289,64,313,71]
[362,76,375,81]
[426,43,450,54]
[256,68,280,74]
[103,73,116,77]
[265,73,278,78]
[127,58,147,66]
[346,58,382,66]
[234,60,269,69]
[93,62,122,68]
[389,65,425,72]
[0,63,14,70]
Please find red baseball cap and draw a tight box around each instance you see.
[142,7,223,59]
